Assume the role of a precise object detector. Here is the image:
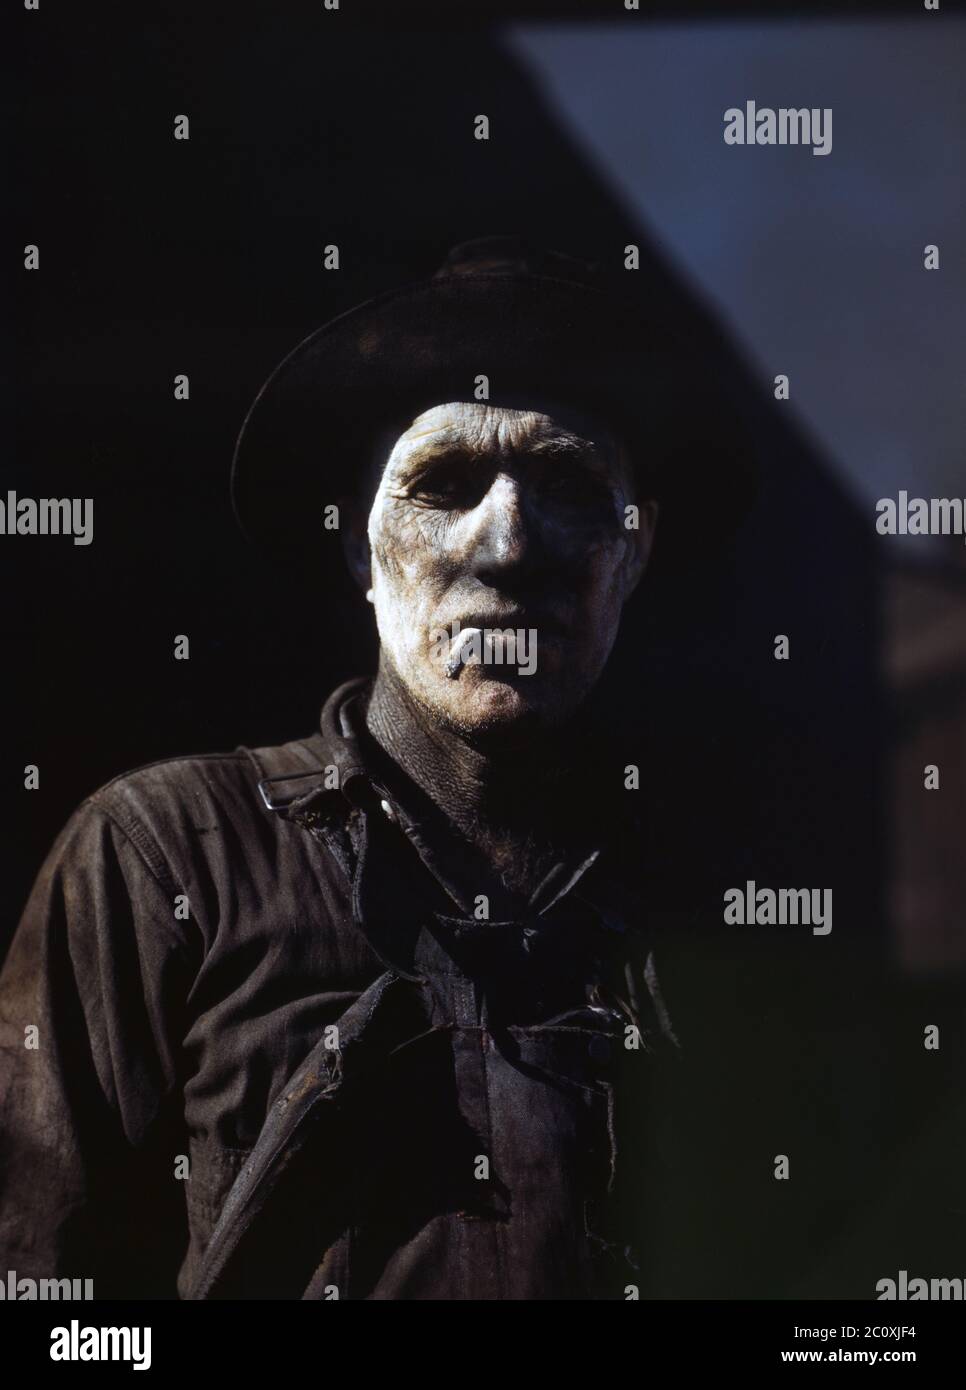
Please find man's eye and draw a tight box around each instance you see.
[539,466,608,502]
[412,465,480,506]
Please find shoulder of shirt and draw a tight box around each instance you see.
[86,748,257,812]
[84,732,333,808]
[76,737,329,864]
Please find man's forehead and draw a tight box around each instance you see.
[389,400,620,454]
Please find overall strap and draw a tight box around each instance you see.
[185,969,406,1300]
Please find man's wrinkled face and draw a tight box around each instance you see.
[355,400,657,736]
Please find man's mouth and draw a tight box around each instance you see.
[439,613,556,681]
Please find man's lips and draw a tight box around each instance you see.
[440,616,551,681]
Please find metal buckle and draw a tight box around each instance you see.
[257,769,328,813]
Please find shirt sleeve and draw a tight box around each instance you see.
[0,795,198,1298]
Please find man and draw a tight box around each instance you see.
[0,237,753,1300]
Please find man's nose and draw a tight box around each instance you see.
[465,472,536,578]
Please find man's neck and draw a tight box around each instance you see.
[363,662,589,902]
[365,662,557,832]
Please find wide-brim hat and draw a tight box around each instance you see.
[231,236,758,579]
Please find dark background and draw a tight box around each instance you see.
[4,1,963,1299]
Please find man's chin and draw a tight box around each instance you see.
[429,670,575,738]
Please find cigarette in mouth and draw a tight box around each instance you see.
[445,627,483,679]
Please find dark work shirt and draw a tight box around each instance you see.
[0,678,683,1300]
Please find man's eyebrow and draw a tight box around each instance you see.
[526,434,596,453]
[524,435,613,466]
[385,441,475,490]
[393,439,476,472]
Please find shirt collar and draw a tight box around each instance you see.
[296,675,642,935]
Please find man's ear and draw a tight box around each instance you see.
[338,493,372,596]
[623,497,659,600]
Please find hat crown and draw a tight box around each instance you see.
[433,235,600,287]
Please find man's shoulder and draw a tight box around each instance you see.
[82,734,330,854]
[90,747,257,816]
